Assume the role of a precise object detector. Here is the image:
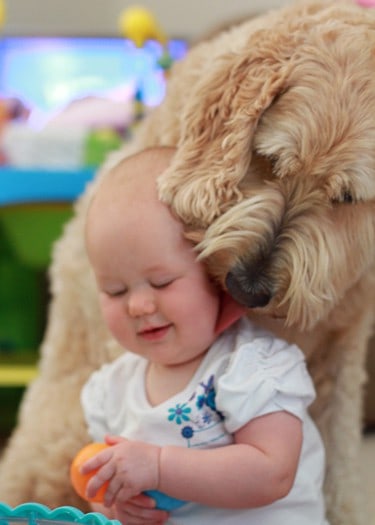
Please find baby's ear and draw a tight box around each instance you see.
[215,292,246,335]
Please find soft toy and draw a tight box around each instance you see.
[1,2,375,524]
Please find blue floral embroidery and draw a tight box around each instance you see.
[202,411,213,424]
[168,403,191,424]
[196,375,224,420]
[166,374,226,447]
[181,426,194,439]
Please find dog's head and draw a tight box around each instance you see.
[158,2,375,329]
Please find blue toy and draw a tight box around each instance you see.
[143,490,186,511]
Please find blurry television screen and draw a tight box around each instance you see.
[0,36,188,127]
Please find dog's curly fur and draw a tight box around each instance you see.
[1,1,375,524]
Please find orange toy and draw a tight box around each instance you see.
[70,442,111,503]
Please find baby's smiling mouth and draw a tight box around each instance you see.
[138,324,172,340]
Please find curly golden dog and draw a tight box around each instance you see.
[1,1,374,524]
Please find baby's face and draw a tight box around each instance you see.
[86,152,220,367]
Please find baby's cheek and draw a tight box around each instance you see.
[101,305,118,332]
[101,303,130,345]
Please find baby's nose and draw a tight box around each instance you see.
[127,288,156,317]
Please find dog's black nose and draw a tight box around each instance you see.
[225,270,272,308]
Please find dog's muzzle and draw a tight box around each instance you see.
[226,268,272,308]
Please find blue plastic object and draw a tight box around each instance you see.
[0,502,121,525]
[0,166,96,206]
[143,490,186,511]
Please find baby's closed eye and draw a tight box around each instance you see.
[151,278,175,289]
[103,287,128,297]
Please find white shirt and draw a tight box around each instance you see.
[81,318,329,524]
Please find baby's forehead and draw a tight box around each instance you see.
[88,148,178,229]
[109,149,173,193]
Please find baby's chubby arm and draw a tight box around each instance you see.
[81,411,302,509]
[160,410,302,508]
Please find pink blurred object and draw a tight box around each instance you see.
[356,0,375,7]
[45,96,134,132]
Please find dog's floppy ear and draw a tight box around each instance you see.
[158,27,301,226]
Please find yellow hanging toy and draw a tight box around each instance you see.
[118,6,166,47]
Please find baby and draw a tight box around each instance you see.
[80,146,328,524]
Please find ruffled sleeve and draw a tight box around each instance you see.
[215,329,316,434]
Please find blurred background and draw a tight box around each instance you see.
[0,0,373,518]
[4,0,286,39]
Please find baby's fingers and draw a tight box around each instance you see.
[103,474,126,507]
[129,493,159,508]
[81,447,113,474]
[105,434,127,446]
[115,499,169,524]
[86,462,116,500]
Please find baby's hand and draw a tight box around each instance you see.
[81,435,161,507]
[70,443,111,502]
[115,494,169,524]
[91,498,169,525]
